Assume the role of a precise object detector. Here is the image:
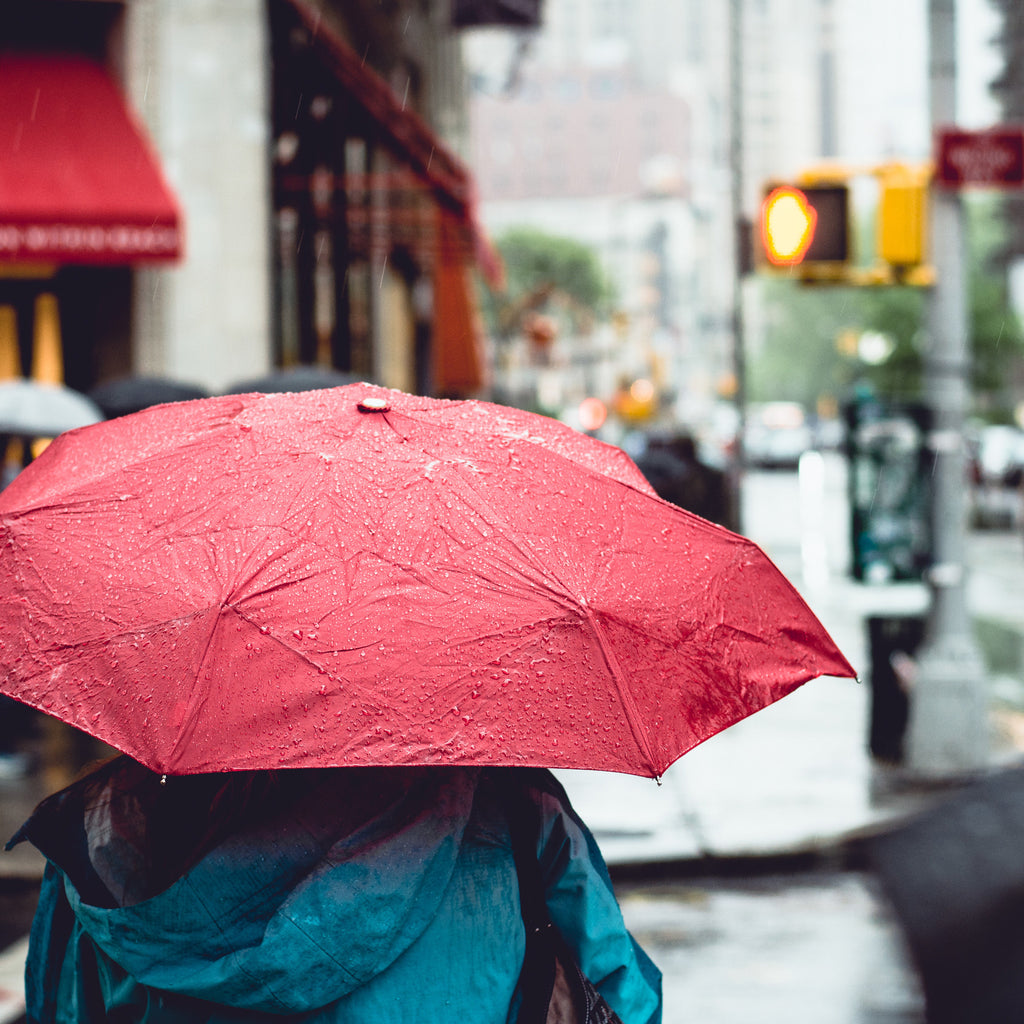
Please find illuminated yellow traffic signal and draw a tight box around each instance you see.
[754,163,932,286]
[761,186,817,265]
[758,182,850,271]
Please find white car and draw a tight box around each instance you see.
[744,402,814,469]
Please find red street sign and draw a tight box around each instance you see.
[936,128,1024,188]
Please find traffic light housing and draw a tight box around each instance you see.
[876,163,929,269]
[754,163,933,286]
[758,181,850,273]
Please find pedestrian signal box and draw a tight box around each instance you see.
[754,163,932,286]
[760,186,817,265]
[759,183,850,269]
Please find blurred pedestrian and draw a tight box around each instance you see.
[9,756,662,1024]
[635,432,730,526]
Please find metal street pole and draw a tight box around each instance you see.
[904,0,990,778]
[728,0,748,533]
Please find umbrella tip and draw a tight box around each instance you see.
[160,774,167,786]
[357,397,390,413]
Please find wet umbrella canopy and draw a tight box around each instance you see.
[0,385,854,777]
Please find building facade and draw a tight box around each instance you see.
[0,0,488,404]
[466,5,733,433]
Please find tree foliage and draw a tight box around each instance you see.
[966,197,1024,413]
[480,227,613,338]
[747,280,862,406]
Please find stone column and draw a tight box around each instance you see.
[124,0,273,391]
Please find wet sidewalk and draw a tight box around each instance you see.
[557,575,916,869]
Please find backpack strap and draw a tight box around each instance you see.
[498,770,627,1024]
[502,772,559,1024]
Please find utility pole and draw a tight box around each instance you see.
[904,0,990,778]
[818,0,838,159]
[728,0,747,533]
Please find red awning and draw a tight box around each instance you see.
[0,54,183,265]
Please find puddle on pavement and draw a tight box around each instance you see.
[616,870,925,1024]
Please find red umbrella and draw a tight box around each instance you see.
[0,384,854,778]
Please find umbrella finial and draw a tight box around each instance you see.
[160,774,167,786]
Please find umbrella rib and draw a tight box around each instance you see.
[581,603,660,775]
[164,608,227,771]
[163,602,352,771]
[402,464,585,607]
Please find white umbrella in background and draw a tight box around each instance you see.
[0,380,104,439]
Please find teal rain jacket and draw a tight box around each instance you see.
[10,760,662,1024]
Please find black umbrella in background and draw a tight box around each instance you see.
[223,366,361,395]
[866,764,1024,1024]
[88,376,209,419]
[634,433,731,527]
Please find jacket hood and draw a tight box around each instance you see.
[11,759,480,1014]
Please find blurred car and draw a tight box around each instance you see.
[970,424,1024,488]
[967,423,1024,530]
[743,402,814,469]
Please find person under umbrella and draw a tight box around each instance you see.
[12,759,660,1023]
[2,385,854,1023]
